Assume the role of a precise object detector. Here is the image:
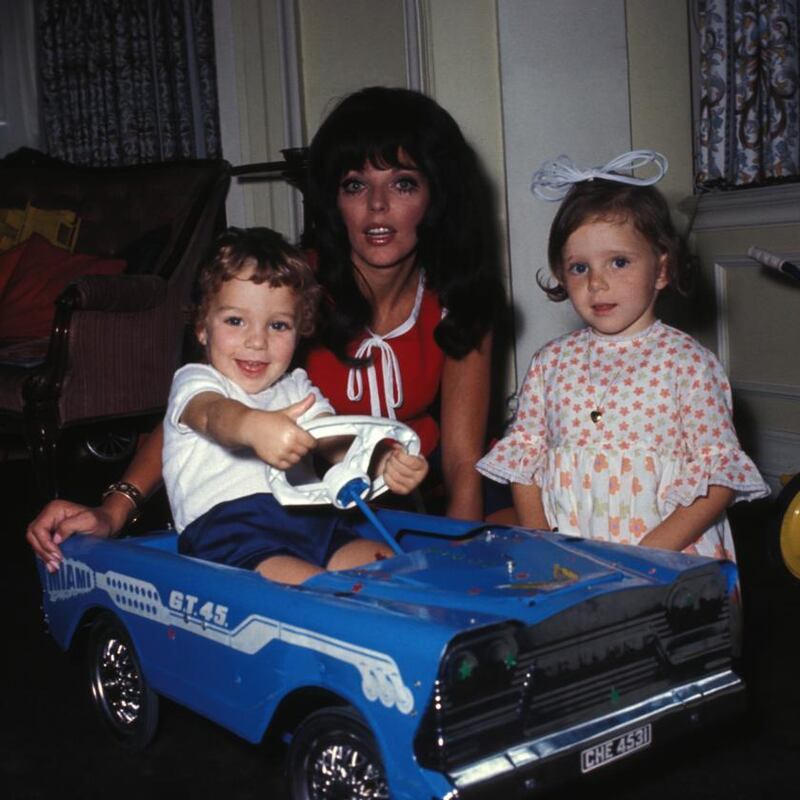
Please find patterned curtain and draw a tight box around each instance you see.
[37,0,221,166]
[694,0,799,189]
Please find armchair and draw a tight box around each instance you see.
[0,152,231,502]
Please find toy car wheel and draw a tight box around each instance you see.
[84,428,138,462]
[87,613,158,749]
[288,706,389,800]
[773,473,800,581]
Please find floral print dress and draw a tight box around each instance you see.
[477,321,769,560]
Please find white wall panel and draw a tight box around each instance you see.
[497,0,632,386]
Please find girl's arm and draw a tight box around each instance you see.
[638,485,735,551]
[182,391,317,470]
[440,332,492,520]
[511,481,550,529]
[26,423,165,570]
[640,343,762,553]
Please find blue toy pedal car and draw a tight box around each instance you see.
[37,417,746,799]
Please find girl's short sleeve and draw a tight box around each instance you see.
[661,346,769,508]
[476,353,549,485]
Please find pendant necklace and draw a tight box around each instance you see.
[587,327,655,425]
[588,348,625,425]
[588,343,625,424]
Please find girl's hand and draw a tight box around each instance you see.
[245,394,318,470]
[378,444,429,495]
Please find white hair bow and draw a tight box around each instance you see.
[530,150,669,201]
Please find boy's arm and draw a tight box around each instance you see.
[638,485,735,551]
[181,391,317,470]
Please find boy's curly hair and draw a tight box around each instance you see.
[538,179,692,301]
[192,227,321,336]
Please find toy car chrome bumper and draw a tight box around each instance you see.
[447,669,745,797]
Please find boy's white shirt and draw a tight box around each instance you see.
[163,362,334,532]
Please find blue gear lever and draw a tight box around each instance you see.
[337,479,404,556]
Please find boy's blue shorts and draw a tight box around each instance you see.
[178,493,360,571]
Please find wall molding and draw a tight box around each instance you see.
[211,0,245,225]
[277,0,304,240]
[733,381,800,401]
[750,427,800,495]
[403,0,431,93]
[684,183,800,232]
[713,250,800,373]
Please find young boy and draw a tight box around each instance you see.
[163,227,428,584]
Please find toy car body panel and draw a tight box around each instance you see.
[38,509,745,799]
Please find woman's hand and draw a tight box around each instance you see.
[377,445,429,495]
[26,500,116,573]
[26,426,163,573]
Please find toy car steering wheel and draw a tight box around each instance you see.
[267,415,421,509]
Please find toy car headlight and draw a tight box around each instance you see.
[443,628,520,702]
[666,571,726,631]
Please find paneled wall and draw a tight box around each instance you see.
[212,0,797,490]
[690,197,800,491]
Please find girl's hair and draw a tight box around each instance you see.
[306,85,504,360]
[539,179,692,301]
[192,227,321,336]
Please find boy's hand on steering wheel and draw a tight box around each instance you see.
[246,394,318,470]
[378,445,429,495]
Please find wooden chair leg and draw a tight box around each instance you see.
[23,399,59,503]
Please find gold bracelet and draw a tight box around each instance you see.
[102,481,144,526]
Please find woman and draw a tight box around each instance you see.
[27,87,506,570]
[304,87,504,519]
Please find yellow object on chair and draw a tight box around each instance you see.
[0,204,80,253]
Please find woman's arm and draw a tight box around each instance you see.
[511,481,550,529]
[26,423,166,570]
[638,485,735,551]
[439,332,492,520]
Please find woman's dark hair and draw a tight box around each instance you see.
[307,86,504,360]
[192,227,320,337]
[538,179,692,301]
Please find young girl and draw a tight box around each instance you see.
[163,227,428,585]
[478,151,768,559]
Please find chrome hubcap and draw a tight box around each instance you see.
[308,742,389,799]
[94,636,143,727]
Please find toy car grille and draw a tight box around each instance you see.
[415,584,733,771]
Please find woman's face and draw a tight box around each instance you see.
[336,153,431,274]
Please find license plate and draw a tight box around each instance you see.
[580,724,652,773]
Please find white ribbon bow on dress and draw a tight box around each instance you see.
[346,272,426,419]
[530,150,669,201]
